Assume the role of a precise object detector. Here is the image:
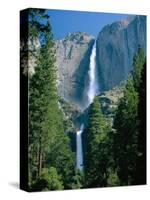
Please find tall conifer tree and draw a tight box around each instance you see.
[28,9,75,190]
[85,97,110,187]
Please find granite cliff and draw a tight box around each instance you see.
[96,15,146,91]
[55,15,146,109]
[55,32,94,109]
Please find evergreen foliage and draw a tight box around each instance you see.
[135,61,146,184]
[28,9,75,190]
[31,167,64,191]
[132,47,145,90]
[70,169,84,189]
[85,97,111,187]
[113,47,146,185]
[113,77,139,185]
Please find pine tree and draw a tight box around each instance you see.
[85,97,111,187]
[135,61,146,184]
[28,9,75,190]
[132,46,145,90]
[28,8,57,181]
[113,77,139,185]
[113,47,146,185]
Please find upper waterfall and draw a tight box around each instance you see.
[87,41,98,106]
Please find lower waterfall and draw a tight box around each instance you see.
[76,40,98,171]
[76,124,84,170]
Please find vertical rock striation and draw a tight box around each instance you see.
[96,15,146,91]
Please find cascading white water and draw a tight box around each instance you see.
[76,41,97,171]
[76,124,84,170]
[87,41,97,105]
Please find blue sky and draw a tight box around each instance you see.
[47,9,133,39]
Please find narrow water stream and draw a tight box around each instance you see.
[76,40,97,171]
[76,124,84,170]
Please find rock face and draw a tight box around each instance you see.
[55,32,94,109]
[96,15,146,91]
[55,16,146,109]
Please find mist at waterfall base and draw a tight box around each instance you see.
[76,41,98,171]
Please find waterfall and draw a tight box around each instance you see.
[87,41,97,105]
[76,41,97,171]
[76,124,84,170]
